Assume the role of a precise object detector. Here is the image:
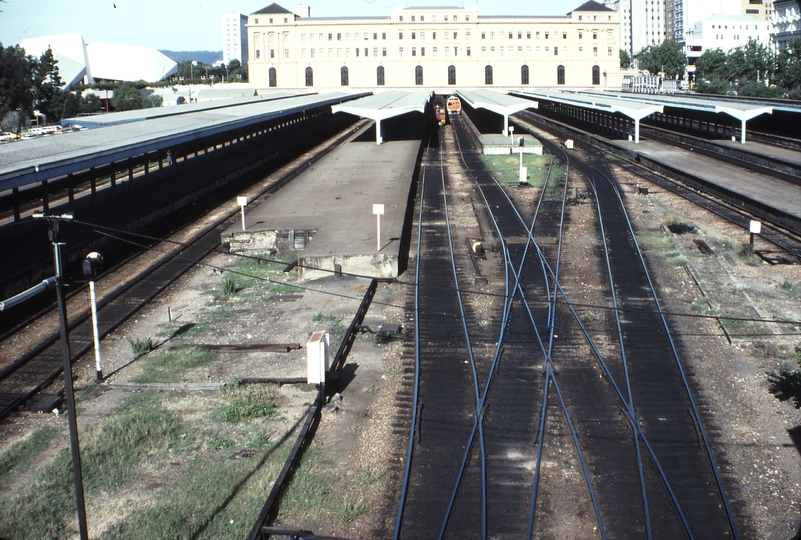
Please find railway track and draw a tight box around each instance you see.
[394,108,741,538]
[516,110,801,262]
[0,121,367,422]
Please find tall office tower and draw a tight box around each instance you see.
[670,0,741,42]
[605,0,634,55]
[223,12,249,68]
[629,0,668,53]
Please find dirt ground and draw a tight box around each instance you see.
[1,134,800,539]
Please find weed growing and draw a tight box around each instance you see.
[219,381,281,423]
[131,346,218,383]
[312,312,347,348]
[127,336,156,356]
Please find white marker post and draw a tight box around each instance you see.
[237,196,248,230]
[749,220,761,253]
[509,124,515,145]
[373,203,385,251]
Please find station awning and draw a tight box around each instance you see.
[578,91,773,143]
[332,90,433,144]
[457,89,538,136]
[511,89,663,143]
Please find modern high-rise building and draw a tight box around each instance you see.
[772,0,801,50]
[246,1,622,91]
[222,12,249,68]
[605,0,633,55]
[631,0,668,52]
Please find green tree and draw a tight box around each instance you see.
[620,49,631,69]
[110,82,145,111]
[727,39,774,86]
[637,40,687,79]
[62,91,80,119]
[694,48,727,81]
[694,76,732,95]
[33,48,65,122]
[776,39,801,97]
[0,44,35,118]
[80,93,102,114]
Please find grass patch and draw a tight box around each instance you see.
[357,467,384,486]
[275,449,334,524]
[479,153,560,188]
[131,346,218,383]
[0,428,58,489]
[98,444,292,539]
[718,314,771,339]
[209,437,234,450]
[219,382,281,423]
[0,392,188,539]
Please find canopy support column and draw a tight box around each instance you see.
[376,119,383,145]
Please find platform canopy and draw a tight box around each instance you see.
[0,93,365,192]
[457,89,538,136]
[579,91,773,144]
[331,90,433,144]
[512,89,664,143]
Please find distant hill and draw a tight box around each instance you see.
[160,50,223,65]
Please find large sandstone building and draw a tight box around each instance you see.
[246,1,622,92]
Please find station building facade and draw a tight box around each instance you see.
[247,1,622,92]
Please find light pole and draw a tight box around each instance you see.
[31,211,89,540]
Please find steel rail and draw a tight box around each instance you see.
[391,130,430,540]
[548,141,654,539]
[516,111,801,259]
[461,122,694,536]
[583,143,740,539]
[435,128,487,538]
[451,116,607,538]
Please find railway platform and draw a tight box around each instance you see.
[221,118,425,280]
[617,138,801,229]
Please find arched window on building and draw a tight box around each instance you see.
[305,66,313,87]
[521,64,529,85]
[415,65,424,85]
[592,65,600,85]
[448,65,456,85]
[377,66,385,86]
[341,66,349,86]
[557,65,565,85]
[485,65,493,85]
[268,67,277,87]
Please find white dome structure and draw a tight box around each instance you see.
[19,33,89,88]
[86,42,177,83]
[18,34,178,87]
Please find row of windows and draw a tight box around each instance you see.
[266,65,602,87]
[294,29,613,42]
[265,45,613,60]
[398,13,469,22]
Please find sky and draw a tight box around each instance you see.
[0,0,573,52]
